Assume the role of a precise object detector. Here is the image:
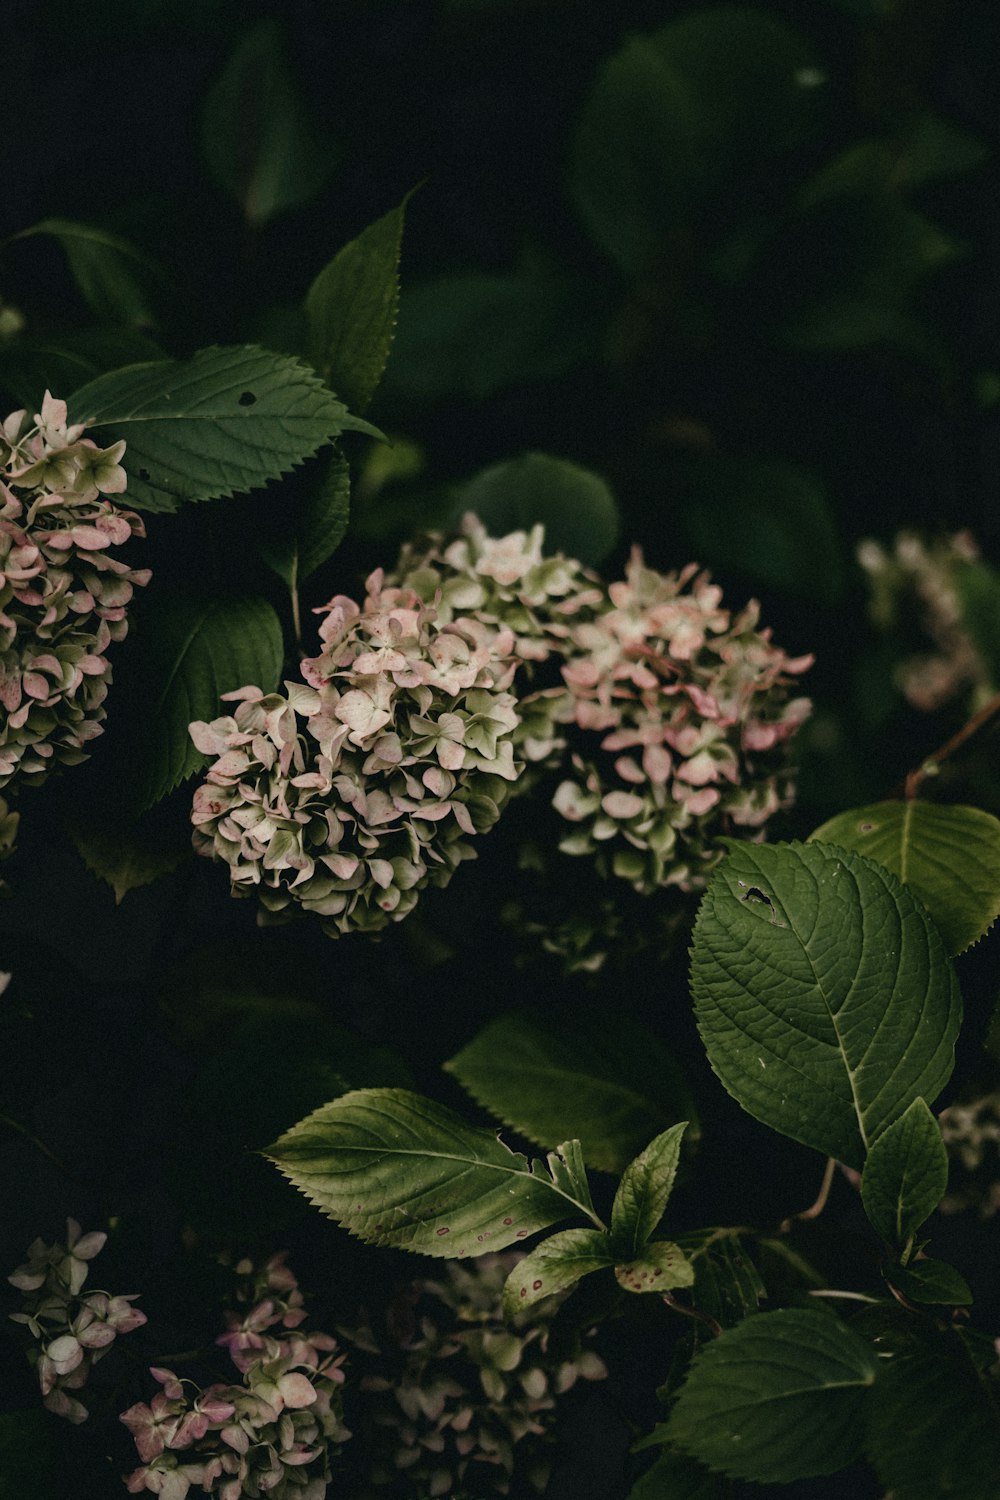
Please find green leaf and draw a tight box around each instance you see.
[953,557,1000,689]
[259,449,350,587]
[9,218,163,327]
[445,1010,696,1174]
[884,1257,972,1306]
[676,1228,768,1330]
[810,801,1000,955]
[861,1097,948,1249]
[616,1239,694,1295]
[116,592,284,809]
[501,1227,617,1318]
[543,1137,596,1221]
[0,328,164,411]
[305,193,412,411]
[866,1323,1000,1499]
[67,344,378,513]
[263,1088,596,1258]
[690,841,961,1170]
[572,10,822,276]
[69,801,190,904]
[611,1122,688,1256]
[454,452,620,567]
[627,1450,723,1500]
[202,19,331,227]
[666,1307,878,1483]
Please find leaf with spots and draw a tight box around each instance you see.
[263,1088,601,1259]
[611,1122,688,1256]
[860,1096,949,1252]
[615,1239,693,1295]
[810,800,1000,955]
[66,344,379,513]
[690,841,961,1170]
[500,1228,618,1319]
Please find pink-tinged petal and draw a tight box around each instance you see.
[601,791,644,820]
[678,785,720,816]
[47,1333,84,1374]
[642,743,672,784]
[277,1372,317,1409]
[71,1230,107,1261]
[150,1369,184,1398]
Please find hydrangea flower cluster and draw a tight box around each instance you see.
[340,1253,607,1497]
[857,530,992,712]
[7,1217,147,1423]
[938,1094,1000,1218]
[538,550,812,893]
[190,570,522,936]
[122,1253,350,1500]
[0,392,149,789]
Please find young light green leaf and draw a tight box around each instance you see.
[611,1122,688,1257]
[9,219,163,328]
[202,20,331,227]
[264,1088,596,1258]
[258,449,350,587]
[615,1240,693,1295]
[861,1097,948,1250]
[810,800,1000,955]
[305,193,413,412]
[67,345,378,513]
[454,452,620,567]
[544,1139,596,1221]
[501,1228,617,1319]
[118,592,284,809]
[690,841,961,1170]
[666,1308,878,1483]
[445,1011,695,1173]
[884,1258,972,1307]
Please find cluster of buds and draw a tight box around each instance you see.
[938,1094,1000,1218]
[190,570,522,936]
[534,550,812,894]
[0,392,149,790]
[122,1253,350,1500]
[857,530,992,712]
[7,1218,146,1423]
[340,1253,607,1497]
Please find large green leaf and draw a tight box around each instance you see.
[264,1088,597,1258]
[67,345,377,513]
[445,1010,695,1173]
[119,592,284,809]
[611,1123,688,1256]
[305,193,411,411]
[454,452,620,567]
[258,449,350,588]
[810,801,1000,955]
[10,218,163,327]
[202,19,331,226]
[861,1097,948,1250]
[885,1258,972,1307]
[690,841,961,1170]
[501,1228,617,1318]
[666,1308,877,1483]
[627,1450,723,1500]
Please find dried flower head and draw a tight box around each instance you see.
[0,392,149,789]
[190,571,522,936]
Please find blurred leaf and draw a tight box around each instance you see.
[259,449,350,588]
[626,1450,724,1500]
[306,192,413,411]
[388,271,599,400]
[0,328,163,410]
[803,115,987,200]
[861,1097,949,1249]
[675,1228,767,1331]
[9,218,163,327]
[954,558,1000,686]
[202,19,332,226]
[454,452,620,566]
[884,1257,972,1306]
[69,800,190,904]
[681,456,843,604]
[572,9,822,276]
[67,344,378,513]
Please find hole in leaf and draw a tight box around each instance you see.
[238,391,257,406]
[860,821,875,833]
[137,467,151,482]
[739,885,773,911]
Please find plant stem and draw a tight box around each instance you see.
[290,577,303,655]
[895,688,1000,799]
[779,1156,836,1233]
[661,1290,722,1338]
[808,1289,880,1305]
[0,1111,73,1177]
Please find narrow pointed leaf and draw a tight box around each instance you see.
[501,1228,617,1319]
[67,345,378,513]
[306,193,412,411]
[615,1240,693,1295]
[259,449,350,587]
[691,841,961,1170]
[861,1097,948,1249]
[611,1122,688,1256]
[811,800,1000,954]
[666,1308,878,1483]
[264,1088,587,1258]
[10,219,163,328]
[545,1139,596,1220]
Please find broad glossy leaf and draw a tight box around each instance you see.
[10,219,162,327]
[121,592,283,809]
[627,1450,723,1500]
[690,841,961,1170]
[810,801,1000,955]
[666,1308,877,1483]
[501,1228,617,1318]
[259,450,350,587]
[446,1010,695,1174]
[264,1088,591,1258]
[884,1258,972,1306]
[67,345,377,513]
[455,452,620,566]
[611,1123,688,1256]
[861,1098,948,1249]
[615,1240,693,1295]
[306,194,411,411]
